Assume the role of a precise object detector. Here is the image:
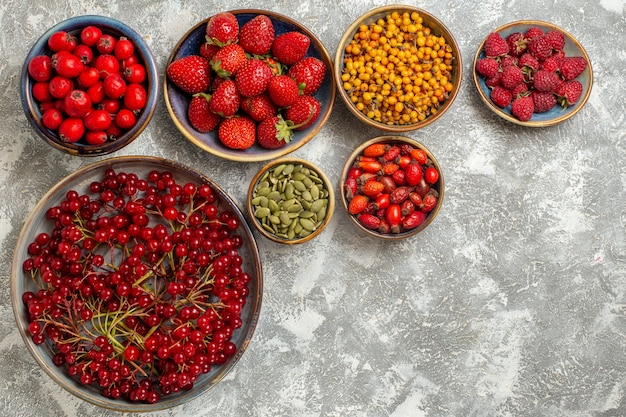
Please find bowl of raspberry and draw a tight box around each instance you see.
[334,5,462,132]
[164,10,336,162]
[340,135,444,240]
[11,156,263,411]
[473,20,593,127]
[21,15,159,156]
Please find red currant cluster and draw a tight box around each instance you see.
[27,26,149,145]
[21,168,252,404]
[344,140,441,234]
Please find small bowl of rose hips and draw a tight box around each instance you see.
[334,5,462,132]
[247,158,335,244]
[21,15,159,156]
[340,136,444,239]
[473,20,593,127]
[164,10,336,162]
[11,156,263,411]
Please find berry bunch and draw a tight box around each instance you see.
[27,26,149,145]
[167,12,326,150]
[21,167,253,404]
[476,26,588,122]
[344,141,440,235]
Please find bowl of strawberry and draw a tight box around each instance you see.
[340,136,444,240]
[11,156,263,411]
[473,20,592,127]
[21,15,158,156]
[164,10,336,162]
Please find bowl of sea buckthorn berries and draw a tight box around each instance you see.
[334,6,462,132]
[164,10,336,162]
[473,20,592,126]
[21,15,159,156]
[340,135,444,239]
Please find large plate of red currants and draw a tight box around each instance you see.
[10,156,263,411]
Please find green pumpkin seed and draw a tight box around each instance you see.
[310,199,327,213]
[256,186,271,197]
[299,218,316,231]
[293,180,307,192]
[279,211,291,224]
[254,207,271,218]
[310,184,320,200]
[272,164,286,177]
[299,210,315,219]
[268,199,279,213]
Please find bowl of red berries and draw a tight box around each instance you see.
[21,15,159,156]
[334,5,462,132]
[340,135,444,239]
[473,20,592,127]
[164,9,336,162]
[11,156,263,411]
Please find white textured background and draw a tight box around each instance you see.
[1,0,625,416]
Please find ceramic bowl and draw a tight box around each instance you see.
[340,135,444,239]
[164,10,336,162]
[247,158,335,244]
[473,20,593,127]
[334,5,462,132]
[20,15,159,156]
[11,156,263,412]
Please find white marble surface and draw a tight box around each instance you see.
[1,1,626,416]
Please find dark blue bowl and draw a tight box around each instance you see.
[164,9,336,162]
[21,15,159,156]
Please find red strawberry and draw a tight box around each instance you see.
[490,85,512,108]
[187,93,221,132]
[524,27,544,40]
[287,57,326,95]
[210,44,247,78]
[475,57,499,78]
[257,115,296,149]
[205,12,239,46]
[544,30,565,50]
[241,94,278,122]
[505,31,527,56]
[284,95,321,130]
[532,70,562,92]
[554,80,583,107]
[559,56,587,81]
[217,115,256,150]
[209,79,240,117]
[271,32,311,66]
[166,55,211,95]
[528,35,553,60]
[238,15,275,55]
[531,91,556,113]
[511,95,534,121]
[267,75,300,107]
[235,58,273,97]
[500,65,525,89]
[199,43,220,60]
[484,32,509,57]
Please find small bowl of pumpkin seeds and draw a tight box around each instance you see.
[247,158,335,244]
